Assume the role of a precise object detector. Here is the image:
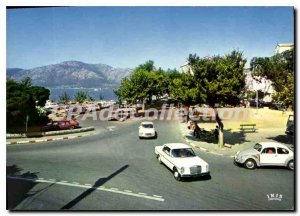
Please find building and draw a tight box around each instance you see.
[244,68,275,103]
[180,61,194,75]
[275,43,294,54]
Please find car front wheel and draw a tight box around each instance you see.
[287,160,294,170]
[244,159,256,170]
[173,168,181,181]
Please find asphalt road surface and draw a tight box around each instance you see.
[7,118,294,210]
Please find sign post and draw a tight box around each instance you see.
[25,115,29,132]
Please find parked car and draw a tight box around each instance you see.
[155,143,210,181]
[139,121,156,139]
[41,123,60,132]
[234,142,294,170]
[285,114,294,135]
[270,102,284,110]
[41,120,79,132]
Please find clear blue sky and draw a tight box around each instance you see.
[7,6,294,70]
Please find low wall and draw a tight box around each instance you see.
[6,127,95,139]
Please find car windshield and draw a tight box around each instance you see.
[172,148,196,158]
[142,124,153,128]
[253,143,262,152]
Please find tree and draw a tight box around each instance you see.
[74,91,89,103]
[115,61,169,104]
[21,77,32,88]
[173,50,247,147]
[98,93,104,101]
[137,60,155,72]
[7,79,49,132]
[250,49,294,107]
[59,92,71,104]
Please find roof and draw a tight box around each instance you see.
[141,121,154,125]
[276,43,294,47]
[164,143,191,149]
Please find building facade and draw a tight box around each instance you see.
[275,43,294,54]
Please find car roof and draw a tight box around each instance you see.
[141,121,153,125]
[164,143,191,149]
[258,142,289,148]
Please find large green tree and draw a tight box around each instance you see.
[115,61,169,104]
[7,77,49,132]
[169,50,246,147]
[250,49,294,107]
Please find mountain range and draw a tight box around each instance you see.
[6,61,133,88]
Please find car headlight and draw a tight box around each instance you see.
[180,167,185,173]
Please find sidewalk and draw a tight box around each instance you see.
[179,121,293,157]
[6,130,99,145]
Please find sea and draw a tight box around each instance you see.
[48,87,117,102]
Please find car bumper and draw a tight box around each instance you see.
[140,133,155,138]
[181,172,210,178]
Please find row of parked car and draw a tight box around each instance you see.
[138,121,294,181]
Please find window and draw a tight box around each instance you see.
[262,148,276,154]
[253,143,262,152]
[162,146,170,155]
[277,148,289,154]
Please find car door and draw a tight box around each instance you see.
[276,147,290,165]
[260,147,277,165]
[161,146,173,169]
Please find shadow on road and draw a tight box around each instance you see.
[6,165,40,210]
[61,164,129,210]
[266,134,294,145]
[185,129,250,146]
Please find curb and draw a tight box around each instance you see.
[6,132,98,145]
[184,137,235,158]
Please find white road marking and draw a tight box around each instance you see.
[7,176,164,202]
[124,190,132,193]
[49,179,56,181]
[110,187,119,191]
[60,180,68,183]
[84,184,92,186]
[72,182,80,184]
[153,195,162,198]
[38,178,44,180]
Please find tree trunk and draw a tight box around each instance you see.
[213,107,224,148]
[218,129,224,148]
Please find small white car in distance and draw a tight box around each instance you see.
[139,121,157,139]
[155,143,210,181]
[234,142,294,170]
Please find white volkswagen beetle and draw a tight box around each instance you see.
[234,142,294,170]
[155,143,210,181]
[139,121,157,139]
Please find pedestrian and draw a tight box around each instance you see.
[214,125,219,141]
[193,121,201,138]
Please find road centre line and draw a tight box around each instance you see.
[7,176,164,202]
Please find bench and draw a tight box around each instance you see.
[240,124,256,132]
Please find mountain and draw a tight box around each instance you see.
[6,61,133,88]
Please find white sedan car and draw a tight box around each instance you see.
[155,143,210,181]
[234,142,294,170]
[139,121,157,139]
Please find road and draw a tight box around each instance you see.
[7,117,294,210]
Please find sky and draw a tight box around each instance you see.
[6,6,294,70]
